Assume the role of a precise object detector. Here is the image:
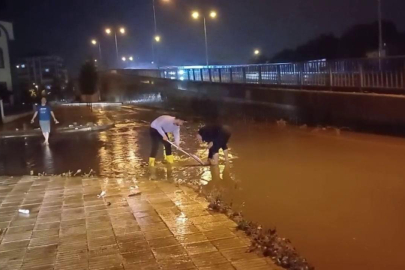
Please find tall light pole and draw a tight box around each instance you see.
[377,0,383,59]
[151,0,168,66]
[192,11,217,66]
[105,27,126,63]
[91,39,102,64]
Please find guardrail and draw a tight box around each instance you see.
[122,57,405,91]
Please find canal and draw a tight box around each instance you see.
[1,105,405,270]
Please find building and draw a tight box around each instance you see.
[0,21,15,103]
[15,55,69,99]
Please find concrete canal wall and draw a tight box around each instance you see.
[100,72,405,133]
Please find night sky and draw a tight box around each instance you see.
[1,0,405,76]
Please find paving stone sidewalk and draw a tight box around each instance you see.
[0,176,280,270]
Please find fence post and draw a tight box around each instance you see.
[258,65,262,84]
[218,68,222,83]
[192,69,196,81]
[299,63,303,89]
[277,65,282,85]
[329,62,333,89]
[242,67,247,84]
[208,68,212,82]
[200,69,203,81]
[230,67,233,83]
[359,62,364,90]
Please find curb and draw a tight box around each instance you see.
[0,123,114,139]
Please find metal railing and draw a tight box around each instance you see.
[126,57,405,91]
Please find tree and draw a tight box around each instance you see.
[79,60,98,95]
[271,20,405,63]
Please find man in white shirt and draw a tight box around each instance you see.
[149,115,185,166]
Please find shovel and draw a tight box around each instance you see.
[166,141,205,165]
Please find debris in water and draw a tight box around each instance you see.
[73,169,82,176]
[128,191,142,197]
[97,191,106,198]
[300,124,307,129]
[276,119,287,127]
[18,209,30,214]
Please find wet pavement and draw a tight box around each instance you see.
[1,105,405,269]
[0,175,279,270]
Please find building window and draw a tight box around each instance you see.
[0,48,4,68]
[45,68,49,72]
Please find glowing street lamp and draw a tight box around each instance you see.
[192,10,218,66]
[129,56,133,61]
[90,39,102,64]
[152,0,171,65]
[192,11,200,19]
[105,27,126,62]
[254,49,260,56]
[122,57,126,62]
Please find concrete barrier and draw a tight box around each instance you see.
[100,73,405,134]
[0,100,34,124]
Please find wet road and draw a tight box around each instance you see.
[1,105,405,270]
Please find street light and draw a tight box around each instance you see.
[122,57,126,62]
[129,56,133,61]
[254,49,260,56]
[377,0,383,59]
[90,39,102,65]
[152,0,170,65]
[105,27,126,62]
[192,10,217,66]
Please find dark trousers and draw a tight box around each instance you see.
[150,128,172,158]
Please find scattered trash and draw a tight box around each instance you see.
[15,128,19,131]
[30,170,34,176]
[128,191,142,197]
[73,169,82,176]
[276,119,287,127]
[18,209,30,214]
[106,202,111,206]
[75,127,79,130]
[97,191,106,198]
[69,125,74,128]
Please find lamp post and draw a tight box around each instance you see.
[254,49,260,56]
[192,10,217,66]
[377,0,383,59]
[105,27,126,63]
[152,0,169,66]
[91,39,102,64]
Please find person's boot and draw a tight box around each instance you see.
[149,157,156,167]
[165,155,174,164]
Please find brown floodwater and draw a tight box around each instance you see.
[1,105,405,269]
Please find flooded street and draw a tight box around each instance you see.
[1,105,405,269]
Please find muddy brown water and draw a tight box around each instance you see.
[1,105,405,270]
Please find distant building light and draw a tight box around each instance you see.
[180,76,184,81]
[45,68,50,72]
[32,83,36,85]
[178,70,185,75]
[151,61,154,64]
[21,64,25,68]
[16,65,20,68]
[46,85,51,90]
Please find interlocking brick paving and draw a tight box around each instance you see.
[0,176,281,270]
